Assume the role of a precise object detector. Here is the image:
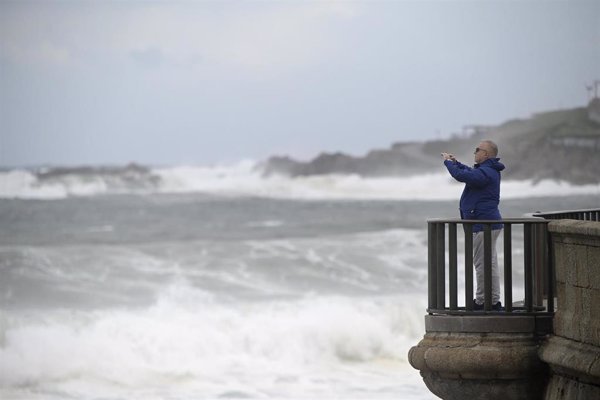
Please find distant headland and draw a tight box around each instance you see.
[262,99,600,185]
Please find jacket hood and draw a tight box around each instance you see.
[478,157,505,172]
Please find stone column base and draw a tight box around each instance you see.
[409,331,548,400]
[539,335,600,400]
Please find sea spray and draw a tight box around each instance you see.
[1,162,599,200]
[0,285,427,399]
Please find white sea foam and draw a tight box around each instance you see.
[1,161,598,200]
[0,169,117,199]
[153,162,600,200]
[0,283,430,399]
[0,170,69,200]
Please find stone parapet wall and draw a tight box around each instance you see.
[549,220,600,346]
[539,220,600,400]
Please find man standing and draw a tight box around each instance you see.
[441,140,505,311]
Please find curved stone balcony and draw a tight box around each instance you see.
[409,209,600,400]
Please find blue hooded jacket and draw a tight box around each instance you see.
[444,157,505,232]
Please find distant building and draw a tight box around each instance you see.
[588,97,600,124]
[462,124,494,137]
[549,136,600,150]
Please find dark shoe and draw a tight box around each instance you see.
[473,299,503,311]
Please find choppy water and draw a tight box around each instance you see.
[1,164,598,399]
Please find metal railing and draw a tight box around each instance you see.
[427,218,553,315]
[427,209,599,317]
[532,208,600,221]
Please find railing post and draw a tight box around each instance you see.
[504,224,513,312]
[436,223,446,310]
[449,222,458,310]
[464,224,473,311]
[524,223,534,313]
[534,223,545,308]
[545,223,555,313]
[483,224,493,311]
[428,222,437,311]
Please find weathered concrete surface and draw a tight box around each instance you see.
[424,314,553,334]
[409,332,547,400]
[539,336,600,387]
[543,374,600,400]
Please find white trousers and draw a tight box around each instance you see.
[473,229,502,305]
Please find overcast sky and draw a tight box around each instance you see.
[1,0,598,167]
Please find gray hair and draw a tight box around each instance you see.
[481,140,498,157]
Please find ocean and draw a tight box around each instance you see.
[1,162,599,400]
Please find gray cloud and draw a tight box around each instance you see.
[1,1,598,167]
[130,47,166,69]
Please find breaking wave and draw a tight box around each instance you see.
[0,283,427,399]
[1,161,599,200]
